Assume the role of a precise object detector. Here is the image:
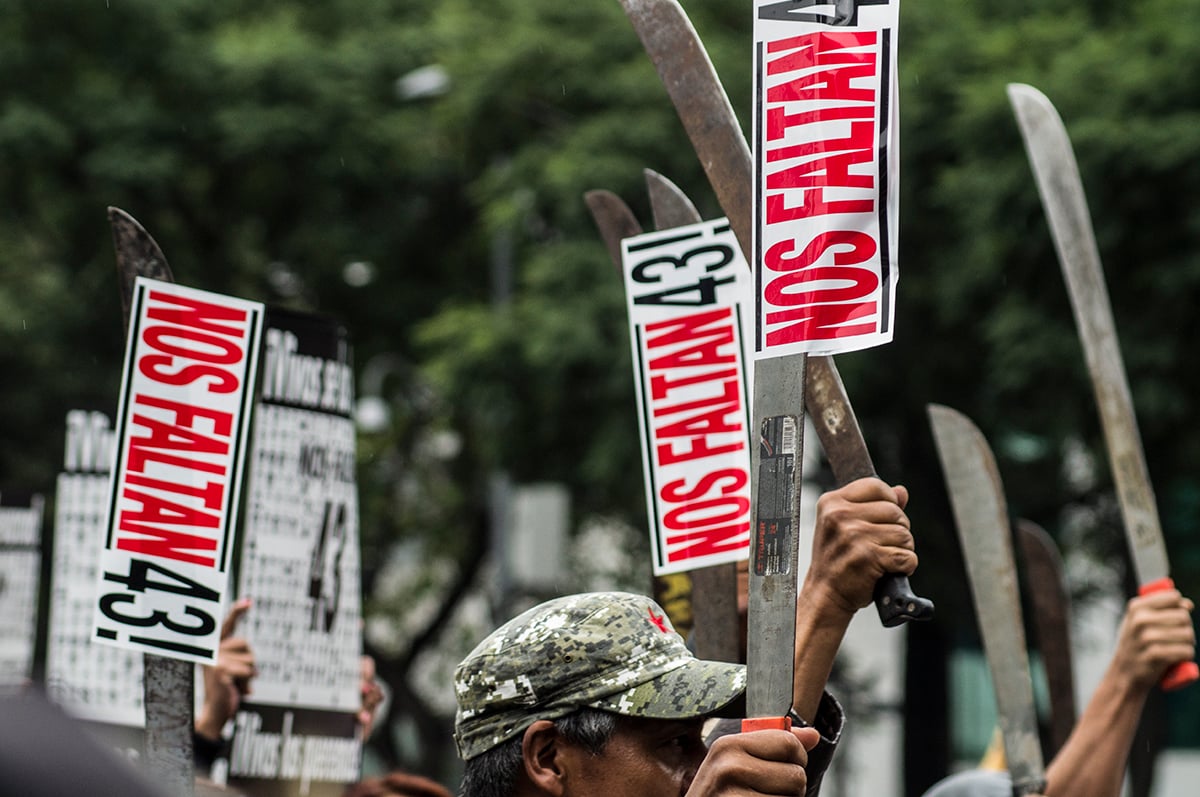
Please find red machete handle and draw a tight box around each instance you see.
[741,716,792,732]
[1138,577,1199,691]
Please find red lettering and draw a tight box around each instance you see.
[135,395,233,437]
[659,469,748,504]
[125,473,226,511]
[768,63,877,105]
[663,497,751,531]
[650,368,738,402]
[666,522,751,563]
[126,443,228,477]
[120,489,220,530]
[767,32,878,105]
[767,148,874,192]
[765,266,880,308]
[644,309,737,370]
[647,335,736,370]
[765,231,876,273]
[128,413,230,460]
[765,302,877,345]
[768,104,872,142]
[767,31,878,71]
[115,520,217,567]
[655,403,742,440]
[147,289,248,337]
[767,119,874,165]
[142,324,244,365]
[657,437,745,466]
[139,356,240,393]
[644,307,733,349]
[653,379,741,419]
[765,189,873,223]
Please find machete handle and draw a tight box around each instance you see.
[1138,577,1200,691]
[874,573,935,627]
[741,716,792,733]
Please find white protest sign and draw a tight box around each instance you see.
[622,219,754,576]
[228,309,362,797]
[0,496,43,687]
[93,277,263,664]
[753,0,901,358]
[47,411,146,727]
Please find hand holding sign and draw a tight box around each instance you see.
[196,597,257,742]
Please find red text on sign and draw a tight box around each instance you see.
[643,308,751,563]
[760,30,884,346]
[115,292,251,568]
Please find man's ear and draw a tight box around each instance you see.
[521,720,566,796]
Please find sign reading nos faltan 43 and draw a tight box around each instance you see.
[622,219,754,576]
[753,0,901,357]
[93,277,264,665]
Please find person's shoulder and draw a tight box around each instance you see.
[922,769,1011,797]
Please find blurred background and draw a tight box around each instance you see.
[2,0,1199,794]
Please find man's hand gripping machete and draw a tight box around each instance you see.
[1009,83,1197,690]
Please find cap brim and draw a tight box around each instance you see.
[587,658,746,721]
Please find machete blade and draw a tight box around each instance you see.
[618,0,753,257]
[107,207,194,797]
[1014,518,1076,756]
[109,207,174,324]
[743,355,806,724]
[644,168,703,231]
[928,404,1046,796]
[1008,83,1198,689]
[620,0,930,628]
[583,190,643,267]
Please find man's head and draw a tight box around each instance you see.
[921,770,1011,797]
[453,591,746,761]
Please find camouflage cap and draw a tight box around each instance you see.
[453,591,746,760]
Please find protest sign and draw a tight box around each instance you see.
[93,278,264,665]
[621,219,754,576]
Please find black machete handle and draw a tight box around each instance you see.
[874,573,934,627]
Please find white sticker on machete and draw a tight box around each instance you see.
[754,414,797,577]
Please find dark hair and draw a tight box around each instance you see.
[458,709,618,797]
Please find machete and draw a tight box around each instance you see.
[618,0,932,628]
[928,404,1047,797]
[740,329,807,729]
[108,207,196,797]
[583,185,740,664]
[618,0,752,258]
[1014,517,1076,756]
[645,168,702,231]
[1008,83,1198,690]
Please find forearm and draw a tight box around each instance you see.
[194,706,227,742]
[791,592,853,722]
[1044,665,1149,797]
